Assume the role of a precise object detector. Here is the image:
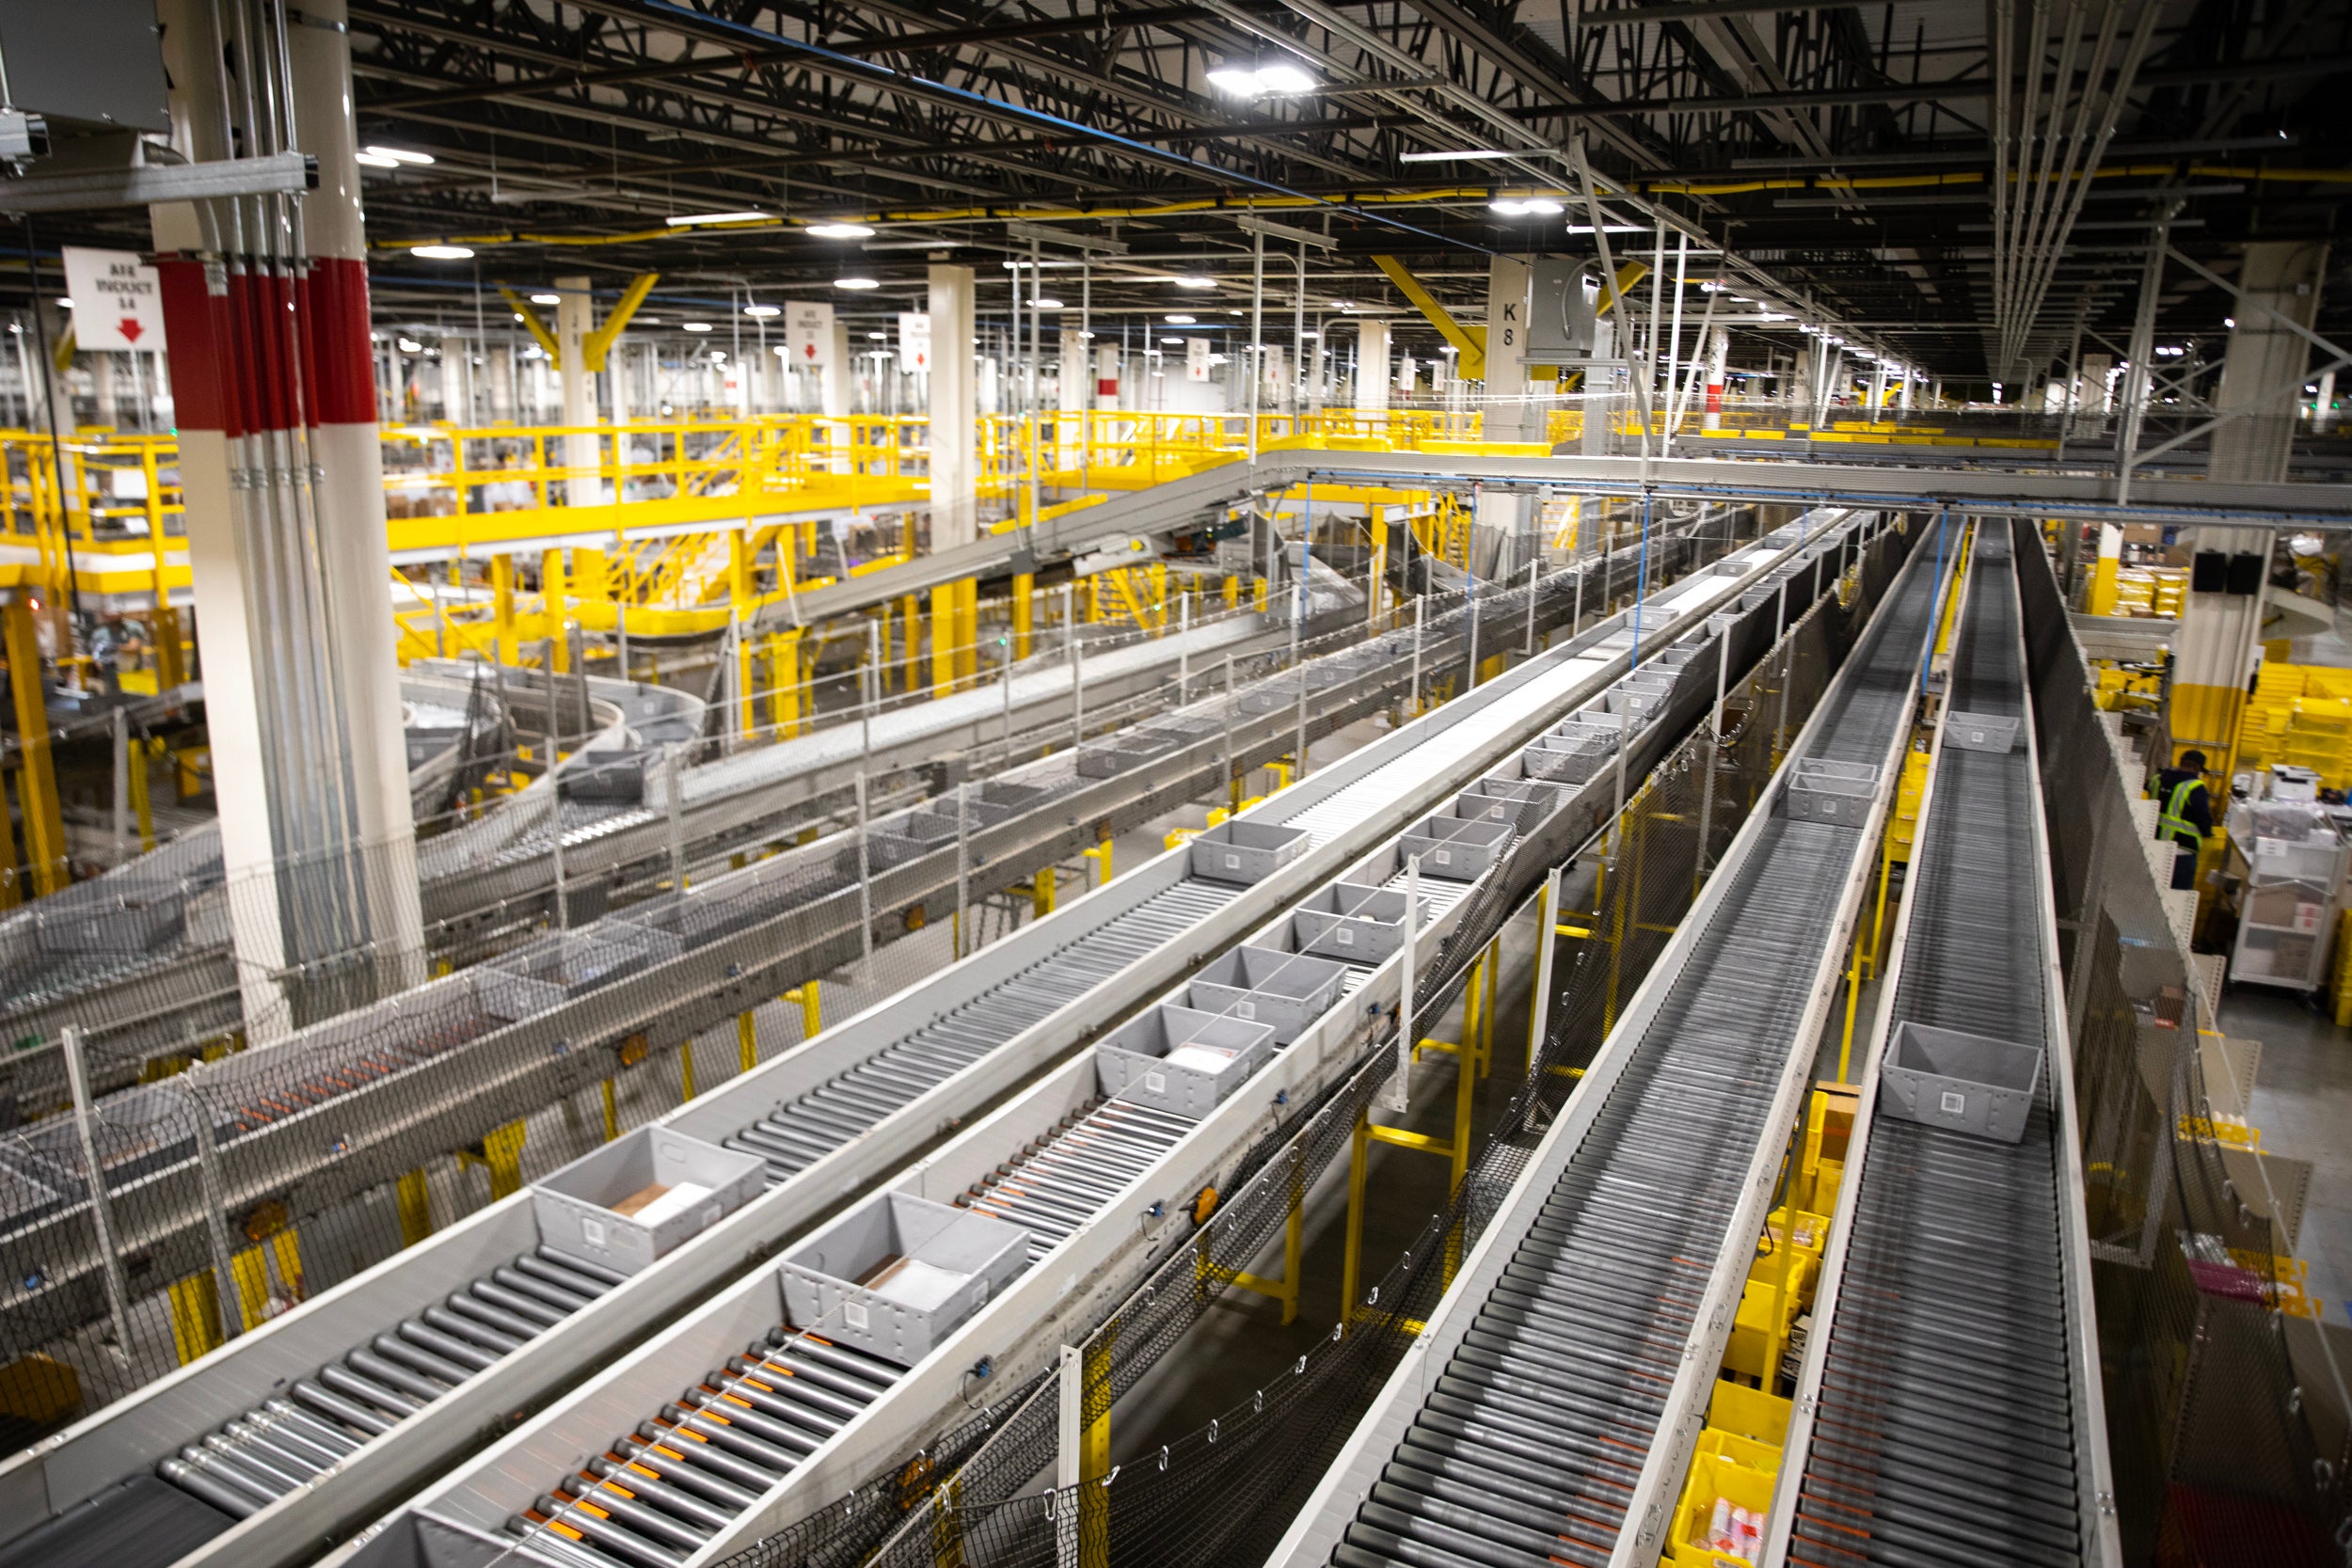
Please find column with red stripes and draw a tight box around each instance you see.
[151,0,424,1037]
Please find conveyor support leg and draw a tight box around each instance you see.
[168,1272,223,1365]
[397,1167,435,1246]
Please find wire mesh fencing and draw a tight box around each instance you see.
[2015,520,2352,1568]
[696,515,1911,1568]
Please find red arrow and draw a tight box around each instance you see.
[119,319,145,343]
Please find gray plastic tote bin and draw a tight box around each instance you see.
[1945,710,2021,753]
[1293,882,1416,963]
[531,1125,766,1275]
[1187,946,1351,1043]
[1786,756,1880,826]
[1189,819,1311,885]
[1399,814,1513,881]
[1879,1021,2042,1144]
[781,1192,1029,1366]
[1096,1004,1278,1118]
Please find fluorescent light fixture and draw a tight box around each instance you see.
[1488,197,1564,216]
[355,151,402,168]
[54,297,71,309]
[1172,275,1216,289]
[530,293,561,305]
[1165,314,1196,324]
[773,344,790,356]
[1565,224,1645,234]
[710,350,726,362]
[835,277,881,290]
[1030,297,1064,309]
[664,211,771,227]
[1209,60,1316,95]
[743,304,782,318]
[409,245,473,260]
[682,322,712,332]
[805,222,877,239]
[397,339,423,354]
[868,331,888,341]
[366,146,436,166]
[1163,338,1185,345]
[1401,149,1514,163]
[1300,330,1320,340]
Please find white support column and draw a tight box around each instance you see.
[1485,254,1533,442]
[608,341,632,430]
[1058,329,1087,469]
[1703,325,1728,429]
[1357,319,1390,417]
[822,322,852,474]
[2172,240,2329,761]
[438,336,470,422]
[487,342,514,420]
[555,274,597,504]
[928,263,977,549]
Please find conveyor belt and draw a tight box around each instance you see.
[486,691,1574,1568]
[152,1246,628,1523]
[1295,541,1940,1568]
[5,519,1828,1568]
[504,1330,907,1568]
[373,523,1873,1568]
[726,882,1241,1182]
[1773,532,2103,1568]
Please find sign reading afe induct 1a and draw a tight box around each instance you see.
[61,245,167,352]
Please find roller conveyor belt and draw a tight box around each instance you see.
[1298,541,1942,1568]
[0,1244,631,1567]
[503,1328,908,1568]
[725,882,1240,1182]
[6,517,1843,1568]
[489,710,1571,1568]
[1775,533,2103,1568]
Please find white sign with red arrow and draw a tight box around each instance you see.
[898,311,931,374]
[61,246,166,353]
[786,301,834,369]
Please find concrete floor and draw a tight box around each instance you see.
[2217,988,2352,1326]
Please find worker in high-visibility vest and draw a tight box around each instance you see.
[2154,748,2215,891]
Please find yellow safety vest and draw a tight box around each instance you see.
[2157,777,2207,848]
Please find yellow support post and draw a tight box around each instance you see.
[738,1012,759,1074]
[1012,571,1034,660]
[602,1079,619,1142]
[1082,837,1112,886]
[1078,1331,1112,1568]
[786,982,821,1039]
[3,593,67,896]
[581,273,660,371]
[957,578,978,684]
[491,554,516,664]
[680,1041,698,1102]
[230,1244,273,1329]
[397,1167,435,1246]
[1224,575,1240,610]
[1031,865,1057,918]
[470,1120,528,1199]
[270,1229,304,1304]
[930,582,957,696]
[167,1272,223,1366]
[542,548,571,670]
[1340,1110,1370,1327]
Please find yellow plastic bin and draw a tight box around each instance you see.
[1667,1429,1779,1567]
